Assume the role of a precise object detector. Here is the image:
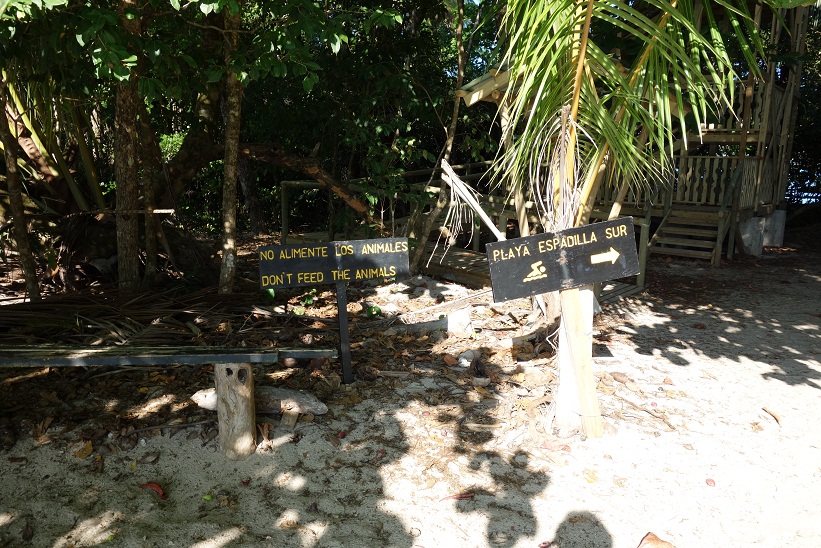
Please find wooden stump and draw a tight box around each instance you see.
[215,363,256,460]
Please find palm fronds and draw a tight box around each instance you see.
[0,286,325,348]
[497,0,770,228]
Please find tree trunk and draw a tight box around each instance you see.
[0,79,40,300]
[240,143,381,230]
[115,0,142,295]
[159,85,222,209]
[238,158,263,234]
[138,103,164,289]
[157,12,223,210]
[218,5,243,294]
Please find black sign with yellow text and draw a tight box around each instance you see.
[485,218,640,302]
[258,238,409,289]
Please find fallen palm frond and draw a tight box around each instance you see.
[0,285,333,347]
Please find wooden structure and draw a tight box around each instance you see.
[457,3,810,268]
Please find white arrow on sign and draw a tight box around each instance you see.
[590,247,620,265]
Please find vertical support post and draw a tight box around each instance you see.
[328,187,335,241]
[280,183,289,244]
[636,219,649,289]
[215,362,256,460]
[559,286,603,438]
[336,280,354,384]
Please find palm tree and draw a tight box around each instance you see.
[496,0,770,435]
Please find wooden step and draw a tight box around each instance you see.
[660,226,718,237]
[651,247,713,259]
[670,204,723,213]
[655,237,716,249]
[666,215,720,226]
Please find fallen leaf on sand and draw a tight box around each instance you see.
[540,438,572,452]
[73,440,93,459]
[637,531,677,548]
[139,482,168,499]
[762,407,782,426]
[137,451,160,465]
[474,386,493,399]
[611,372,630,384]
[440,492,475,501]
[624,380,642,393]
[443,354,458,366]
[583,468,598,483]
[329,394,363,405]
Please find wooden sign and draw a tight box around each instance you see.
[259,238,409,290]
[486,218,640,302]
[258,237,409,384]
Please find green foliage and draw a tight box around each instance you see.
[0,0,67,19]
[2,0,506,238]
[300,288,317,306]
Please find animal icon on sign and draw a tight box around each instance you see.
[523,260,547,282]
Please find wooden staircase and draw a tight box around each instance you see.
[649,207,729,267]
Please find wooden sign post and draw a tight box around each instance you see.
[485,218,641,437]
[258,238,410,384]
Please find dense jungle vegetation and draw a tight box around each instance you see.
[1,1,818,300]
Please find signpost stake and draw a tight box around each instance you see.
[336,280,354,384]
[560,287,603,438]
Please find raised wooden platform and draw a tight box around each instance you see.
[420,241,491,287]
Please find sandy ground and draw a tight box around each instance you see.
[1,230,820,548]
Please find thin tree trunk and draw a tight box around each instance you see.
[240,143,381,230]
[408,0,467,272]
[115,0,142,295]
[138,102,164,289]
[238,158,262,234]
[219,5,243,294]
[0,79,40,300]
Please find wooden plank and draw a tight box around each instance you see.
[650,247,713,259]
[0,346,337,368]
[686,132,763,144]
[600,281,643,303]
[661,226,718,237]
[421,242,491,288]
[654,237,716,249]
